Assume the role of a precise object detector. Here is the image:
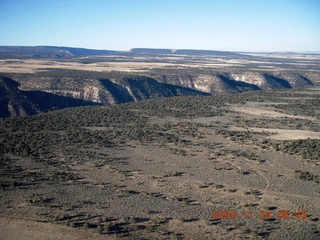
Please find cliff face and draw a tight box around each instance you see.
[0,77,100,118]
[155,72,316,93]
[0,77,37,117]
[229,72,314,89]
[1,71,319,117]
[8,75,208,104]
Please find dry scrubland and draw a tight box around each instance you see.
[1,52,320,239]
[1,85,320,239]
[1,52,320,73]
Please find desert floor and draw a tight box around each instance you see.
[1,85,320,239]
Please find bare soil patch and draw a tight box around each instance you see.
[250,128,320,140]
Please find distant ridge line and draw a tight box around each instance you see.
[1,46,318,59]
[0,46,242,59]
[129,48,241,56]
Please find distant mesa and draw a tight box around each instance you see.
[0,46,117,59]
[129,48,173,55]
[0,46,242,59]
[129,48,241,56]
[0,46,319,59]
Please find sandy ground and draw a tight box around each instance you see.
[230,105,314,120]
[1,115,319,239]
[0,217,113,240]
[0,59,174,73]
[250,128,320,140]
[1,52,319,74]
[0,58,245,73]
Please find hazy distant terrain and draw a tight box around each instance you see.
[0,47,320,239]
[0,46,320,118]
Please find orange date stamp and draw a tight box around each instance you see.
[212,209,308,220]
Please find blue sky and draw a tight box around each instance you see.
[0,0,319,52]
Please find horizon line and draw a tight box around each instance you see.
[1,45,320,54]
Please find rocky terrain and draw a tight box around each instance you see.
[1,69,320,118]
[0,76,100,118]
